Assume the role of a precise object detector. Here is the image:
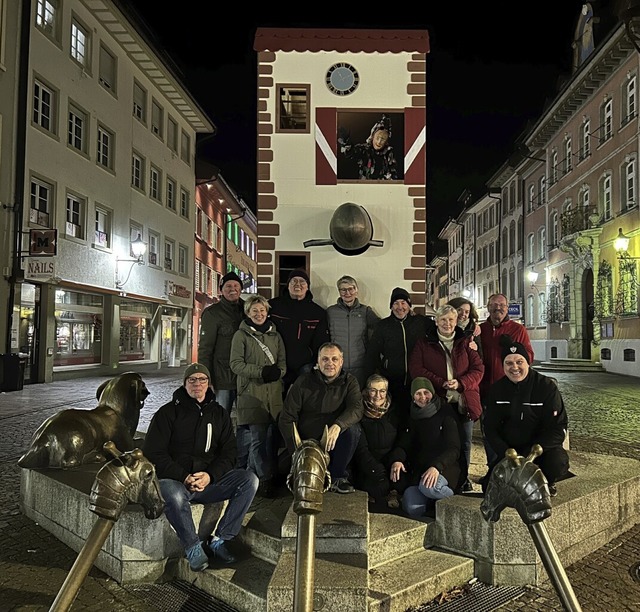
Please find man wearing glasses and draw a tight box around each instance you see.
[327,275,380,389]
[144,363,258,573]
[269,268,329,395]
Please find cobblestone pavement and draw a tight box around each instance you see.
[1,368,639,610]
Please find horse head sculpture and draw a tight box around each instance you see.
[286,424,331,515]
[89,441,164,522]
[480,445,552,525]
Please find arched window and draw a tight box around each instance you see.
[564,137,572,174]
[527,294,534,326]
[527,233,535,264]
[539,175,546,204]
[581,119,591,160]
[538,292,546,326]
[600,97,613,143]
[550,211,558,248]
[622,157,637,211]
[528,184,535,213]
[538,227,546,260]
[509,221,516,255]
[600,173,612,221]
[501,227,508,260]
[551,151,559,183]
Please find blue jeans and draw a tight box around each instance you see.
[237,422,276,481]
[329,426,360,481]
[159,469,258,551]
[215,389,236,413]
[460,418,474,482]
[402,473,454,518]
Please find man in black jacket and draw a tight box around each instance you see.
[279,343,363,494]
[269,269,329,395]
[143,363,258,572]
[483,338,570,496]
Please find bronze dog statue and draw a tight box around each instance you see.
[18,372,149,469]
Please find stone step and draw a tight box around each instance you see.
[535,359,605,372]
[368,511,431,568]
[368,547,475,612]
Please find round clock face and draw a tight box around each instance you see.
[326,63,359,96]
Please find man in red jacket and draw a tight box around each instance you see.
[478,293,534,470]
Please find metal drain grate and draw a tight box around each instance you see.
[408,581,526,612]
[124,579,239,612]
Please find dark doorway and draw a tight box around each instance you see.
[275,252,310,298]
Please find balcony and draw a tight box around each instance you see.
[560,205,599,237]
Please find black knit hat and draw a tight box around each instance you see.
[288,269,310,285]
[183,363,211,384]
[500,334,530,364]
[389,287,411,309]
[220,272,242,290]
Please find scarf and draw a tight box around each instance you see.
[246,317,271,334]
[363,397,390,419]
[437,331,460,404]
[410,400,439,420]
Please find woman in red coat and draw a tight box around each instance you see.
[409,304,484,492]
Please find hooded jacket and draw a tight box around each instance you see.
[198,297,245,390]
[268,290,329,379]
[143,386,236,484]
[229,318,286,426]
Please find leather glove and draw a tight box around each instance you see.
[261,364,281,383]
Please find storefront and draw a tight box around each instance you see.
[54,290,103,367]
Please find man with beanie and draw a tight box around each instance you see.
[478,293,534,471]
[366,287,435,425]
[198,272,245,413]
[389,377,461,518]
[483,335,570,496]
[269,268,329,395]
[143,363,258,572]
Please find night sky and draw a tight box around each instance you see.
[125,2,612,257]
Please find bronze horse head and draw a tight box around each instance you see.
[89,441,164,521]
[286,424,331,515]
[480,446,552,526]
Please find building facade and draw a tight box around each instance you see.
[1,0,214,383]
[253,28,429,316]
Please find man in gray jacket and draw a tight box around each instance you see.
[327,275,379,389]
[198,272,245,413]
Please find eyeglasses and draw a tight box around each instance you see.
[367,388,387,395]
[289,279,307,286]
[339,287,357,294]
[187,377,209,385]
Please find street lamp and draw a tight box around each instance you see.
[115,234,146,289]
[614,228,640,259]
[527,269,539,286]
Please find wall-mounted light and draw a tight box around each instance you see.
[115,234,146,289]
[527,269,539,286]
[614,228,639,259]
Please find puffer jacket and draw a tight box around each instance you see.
[198,297,245,390]
[229,319,286,426]
[408,327,484,421]
[327,298,379,388]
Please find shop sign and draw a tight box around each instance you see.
[25,258,56,280]
[165,281,192,299]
